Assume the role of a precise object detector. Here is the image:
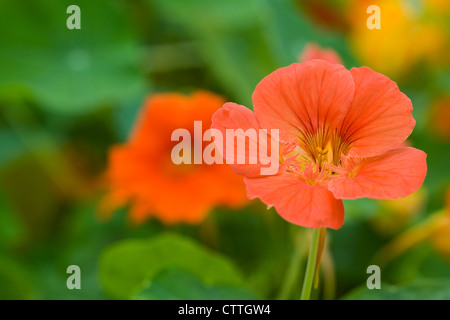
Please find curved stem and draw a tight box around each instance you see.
[300,228,321,300]
[314,228,327,288]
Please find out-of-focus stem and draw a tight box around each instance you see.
[277,227,307,300]
[314,227,327,288]
[321,241,336,300]
[300,228,321,300]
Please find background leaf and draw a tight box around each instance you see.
[133,268,259,300]
[0,0,147,113]
[99,233,245,299]
[344,279,450,300]
[0,256,34,299]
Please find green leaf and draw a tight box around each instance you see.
[133,268,259,300]
[344,279,450,300]
[0,0,147,113]
[212,206,293,299]
[99,233,245,299]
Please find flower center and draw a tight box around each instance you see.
[299,128,351,168]
[281,128,352,185]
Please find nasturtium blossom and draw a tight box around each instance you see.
[101,91,248,225]
[212,60,427,229]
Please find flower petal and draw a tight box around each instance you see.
[211,102,279,177]
[328,147,427,199]
[245,175,344,229]
[252,60,354,142]
[299,43,343,65]
[340,67,415,157]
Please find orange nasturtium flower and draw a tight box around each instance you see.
[212,60,427,229]
[100,91,248,224]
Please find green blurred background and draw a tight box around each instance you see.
[0,0,449,300]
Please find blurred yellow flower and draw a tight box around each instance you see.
[348,0,449,79]
[372,188,427,235]
[374,188,450,266]
[429,189,450,262]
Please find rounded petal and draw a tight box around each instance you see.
[211,102,279,177]
[252,60,355,142]
[328,147,427,200]
[144,168,244,225]
[103,144,249,225]
[245,175,344,229]
[341,67,415,157]
[299,43,343,65]
[131,91,227,155]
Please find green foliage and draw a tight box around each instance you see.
[344,279,450,300]
[149,0,276,106]
[0,257,34,299]
[148,0,354,107]
[0,193,24,248]
[0,0,147,113]
[99,233,246,299]
[212,207,293,298]
[133,268,258,300]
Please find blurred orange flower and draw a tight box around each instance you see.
[100,91,248,224]
[348,0,449,79]
[430,97,450,140]
[299,43,343,65]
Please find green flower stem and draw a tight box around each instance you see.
[300,228,321,300]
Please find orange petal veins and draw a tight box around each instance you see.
[245,175,344,229]
[211,102,279,177]
[252,60,355,142]
[341,67,416,157]
[328,147,427,200]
